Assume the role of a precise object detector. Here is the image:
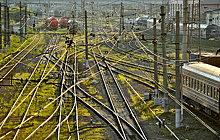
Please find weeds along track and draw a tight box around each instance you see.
[12,36,59,140]
[0,35,63,139]
[101,35,220,139]
[99,28,147,131]
[0,35,42,83]
[99,26,220,140]
[99,28,174,69]
[98,46,147,140]
[40,43,77,139]
[93,52,174,77]
[72,44,146,140]
[90,35,147,139]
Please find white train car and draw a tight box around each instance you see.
[182,62,220,115]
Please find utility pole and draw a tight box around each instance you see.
[119,2,122,38]
[20,1,23,42]
[122,4,124,41]
[101,1,102,28]
[175,11,181,128]
[0,2,2,54]
[190,0,194,52]
[161,6,169,112]
[198,0,201,62]
[25,5,27,39]
[182,0,188,63]
[97,2,99,28]
[85,10,88,69]
[153,18,159,105]
[82,0,85,34]
[74,1,76,18]
[187,4,190,57]
[92,2,94,33]
[4,5,6,52]
[6,1,10,50]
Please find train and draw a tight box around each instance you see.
[46,16,59,30]
[190,53,220,68]
[59,17,68,28]
[136,17,220,40]
[182,62,220,115]
[67,19,78,35]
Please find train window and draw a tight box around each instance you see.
[194,79,197,90]
[197,81,200,91]
[207,85,210,96]
[187,77,191,87]
[217,89,219,100]
[213,87,216,98]
[186,76,188,86]
[189,78,191,88]
[200,82,203,93]
[191,78,195,88]
[204,84,206,94]
[210,86,213,97]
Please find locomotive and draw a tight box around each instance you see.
[67,19,78,35]
[182,62,220,115]
[59,17,68,29]
[46,16,59,30]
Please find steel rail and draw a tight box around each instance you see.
[0,35,40,83]
[12,36,59,140]
[98,43,147,140]
[0,35,46,130]
[77,85,147,140]
[90,46,127,139]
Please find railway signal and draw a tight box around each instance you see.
[65,37,74,48]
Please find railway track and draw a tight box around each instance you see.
[97,25,220,139]
[0,35,71,139]
[0,6,219,139]
[74,47,146,139]
[0,35,42,84]
[99,47,148,140]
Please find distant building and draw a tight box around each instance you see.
[205,9,220,26]
[170,0,220,24]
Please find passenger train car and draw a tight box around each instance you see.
[182,62,220,115]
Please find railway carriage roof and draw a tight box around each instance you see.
[183,62,220,80]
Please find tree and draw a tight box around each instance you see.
[9,7,33,22]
